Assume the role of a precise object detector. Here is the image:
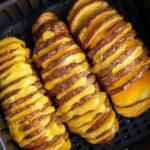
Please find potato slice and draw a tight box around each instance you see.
[111,70,150,108]
[114,95,150,118]
[78,8,117,45]
[88,119,119,144]
[68,0,93,22]
[70,0,108,35]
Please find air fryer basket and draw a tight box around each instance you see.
[0,0,150,150]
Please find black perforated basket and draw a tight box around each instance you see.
[0,0,150,150]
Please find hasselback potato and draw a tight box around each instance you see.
[32,12,119,144]
[0,37,71,149]
[68,0,150,117]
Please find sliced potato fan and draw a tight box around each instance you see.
[68,0,150,117]
[69,0,109,35]
[0,37,71,150]
[32,12,119,144]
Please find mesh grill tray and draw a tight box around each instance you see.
[0,0,150,150]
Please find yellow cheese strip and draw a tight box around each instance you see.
[42,53,85,79]
[2,86,38,107]
[0,48,30,63]
[82,111,115,139]
[92,38,136,73]
[42,31,55,41]
[88,120,118,144]
[108,59,147,90]
[93,24,132,62]
[68,103,107,128]
[45,136,65,150]
[111,70,150,107]
[81,10,117,43]
[0,75,37,99]
[8,96,49,122]
[42,44,79,68]
[88,16,123,49]
[57,84,95,115]
[45,123,66,142]
[22,116,50,137]
[55,139,71,150]
[62,92,106,122]
[0,55,26,71]
[70,107,110,135]
[0,63,33,85]
[8,93,43,115]
[18,106,54,129]
[57,77,87,100]
[38,38,71,57]
[45,61,89,90]
[112,46,143,74]
[0,37,25,49]
[0,43,26,55]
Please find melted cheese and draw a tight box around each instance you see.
[0,37,25,49]
[0,75,36,98]
[92,38,136,73]
[88,16,123,49]
[88,120,118,144]
[62,92,106,122]
[112,46,143,74]
[57,77,87,100]
[58,84,95,115]
[82,111,115,138]
[45,62,89,90]
[45,123,66,142]
[42,44,78,68]
[0,62,32,81]
[0,48,30,63]
[42,31,55,41]
[42,53,85,79]
[68,103,107,128]
[38,38,71,57]
[93,24,132,63]
[108,59,146,90]
[80,10,117,43]
[112,70,150,107]
[2,86,38,107]
[0,37,69,149]
[0,55,26,71]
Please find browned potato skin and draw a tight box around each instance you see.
[32,12,119,144]
[68,0,150,118]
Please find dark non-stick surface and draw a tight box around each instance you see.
[0,0,150,150]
